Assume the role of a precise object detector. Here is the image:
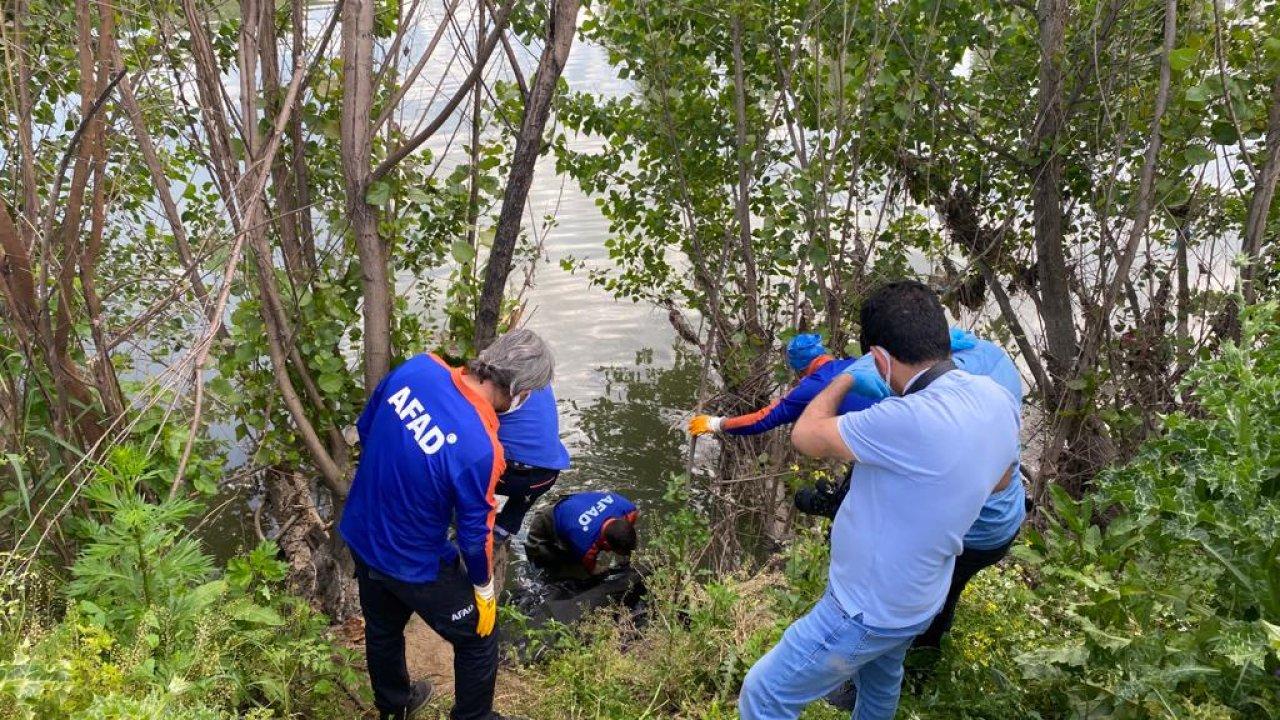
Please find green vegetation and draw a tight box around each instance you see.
[0,447,355,720]
[3,0,1280,717]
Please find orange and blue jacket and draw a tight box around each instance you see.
[340,354,504,587]
[721,355,880,436]
[552,491,638,573]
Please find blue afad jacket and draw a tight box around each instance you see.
[552,491,638,573]
[721,355,879,436]
[339,354,504,587]
[847,334,1028,550]
[497,386,571,470]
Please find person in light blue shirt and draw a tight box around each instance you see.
[846,326,1026,651]
[738,281,1020,720]
[494,385,571,545]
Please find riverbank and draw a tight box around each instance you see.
[4,320,1278,718]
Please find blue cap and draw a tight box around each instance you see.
[786,333,827,372]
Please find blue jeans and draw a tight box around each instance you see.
[739,590,930,720]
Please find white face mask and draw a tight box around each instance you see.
[499,390,530,416]
[873,346,897,396]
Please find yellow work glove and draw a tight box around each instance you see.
[473,580,496,637]
[688,415,724,436]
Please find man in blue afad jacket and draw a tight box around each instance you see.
[340,329,553,720]
[525,490,639,579]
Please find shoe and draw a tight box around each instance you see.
[406,679,433,718]
[379,679,434,720]
[823,679,856,710]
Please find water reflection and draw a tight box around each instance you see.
[555,348,701,514]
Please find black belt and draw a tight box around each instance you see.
[903,359,955,396]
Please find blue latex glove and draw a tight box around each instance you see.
[949,327,978,351]
[843,355,892,400]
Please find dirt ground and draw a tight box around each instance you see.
[337,614,533,719]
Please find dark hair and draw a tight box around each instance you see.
[858,281,950,363]
[602,518,637,555]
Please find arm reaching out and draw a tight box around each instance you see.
[792,373,856,461]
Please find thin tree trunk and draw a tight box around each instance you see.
[1241,72,1280,304]
[260,1,308,286]
[83,155,125,419]
[291,0,319,271]
[1083,0,1176,358]
[82,1,125,419]
[14,0,38,250]
[729,16,765,345]
[1039,0,1178,499]
[1175,211,1191,367]
[474,0,581,350]
[465,0,485,295]
[1032,0,1079,387]
[109,34,218,317]
[340,0,392,390]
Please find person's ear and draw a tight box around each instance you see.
[871,346,890,376]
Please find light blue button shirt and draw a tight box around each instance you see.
[954,339,1027,549]
[833,371,1021,628]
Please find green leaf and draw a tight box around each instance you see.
[1183,145,1214,165]
[1168,48,1197,72]
[365,180,392,206]
[318,373,344,395]
[163,429,184,460]
[1185,84,1209,104]
[232,603,284,626]
[451,240,477,264]
[1211,121,1238,145]
[1261,619,1280,651]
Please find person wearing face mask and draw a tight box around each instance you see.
[819,327,1028,711]
[524,490,639,580]
[737,281,1020,720]
[492,385,571,547]
[339,328,553,720]
[845,326,1026,651]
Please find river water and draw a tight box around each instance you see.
[204,8,700,561]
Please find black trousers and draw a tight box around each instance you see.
[911,535,1016,649]
[354,554,498,720]
[495,464,560,537]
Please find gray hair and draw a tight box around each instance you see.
[468,328,554,396]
